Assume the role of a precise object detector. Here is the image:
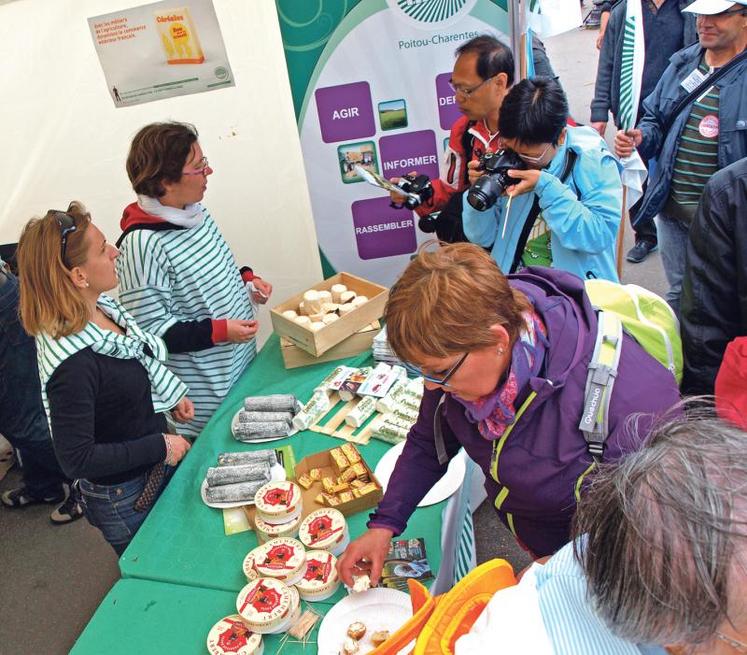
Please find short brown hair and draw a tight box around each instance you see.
[126,122,198,198]
[385,242,532,362]
[17,202,91,338]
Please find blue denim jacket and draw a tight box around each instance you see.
[462,126,622,282]
[634,44,747,227]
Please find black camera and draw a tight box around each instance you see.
[466,150,526,211]
[394,173,433,210]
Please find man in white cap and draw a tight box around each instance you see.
[614,0,746,316]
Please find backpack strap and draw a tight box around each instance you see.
[115,222,185,248]
[578,310,623,462]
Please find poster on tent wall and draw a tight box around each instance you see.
[88,0,234,108]
[276,0,509,286]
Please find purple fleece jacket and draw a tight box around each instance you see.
[368,267,681,558]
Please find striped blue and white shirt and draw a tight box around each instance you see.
[116,208,255,437]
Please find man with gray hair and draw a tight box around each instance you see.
[456,415,747,654]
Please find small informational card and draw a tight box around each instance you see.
[88,0,234,107]
[378,538,433,591]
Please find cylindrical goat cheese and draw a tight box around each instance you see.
[207,615,264,655]
[236,577,296,634]
[298,508,349,556]
[254,512,302,545]
[205,479,267,504]
[303,289,323,314]
[250,537,307,586]
[281,309,298,320]
[295,550,341,602]
[206,462,271,487]
[254,481,302,523]
[344,396,377,428]
[294,315,311,327]
[292,390,331,431]
[244,395,297,413]
[330,283,348,304]
[238,410,293,425]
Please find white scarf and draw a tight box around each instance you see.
[37,295,188,420]
[137,194,205,229]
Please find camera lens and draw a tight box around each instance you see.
[418,215,438,233]
[467,175,503,211]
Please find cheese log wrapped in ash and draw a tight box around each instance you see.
[206,462,271,487]
[217,450,278,467]
[303,289,323,314]
[292,389,331,431]
[205,479,267,503]
[238,410,293,425]
[244,395,297,413]
[344,396,376,428]
[234,421,290,442]
[330,283,347,304]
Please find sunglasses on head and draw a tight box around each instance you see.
[49,210,77,267]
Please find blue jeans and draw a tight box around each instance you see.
[77,467,173,556]
[0,268,67,499]
[655,213,690,318]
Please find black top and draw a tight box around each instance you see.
[47,347,167,485]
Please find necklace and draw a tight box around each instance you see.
[718,632,747,653]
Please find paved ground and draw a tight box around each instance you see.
[0,14,669,654]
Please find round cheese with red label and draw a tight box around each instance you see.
[254,481,302,523]
[207,615,264,655]
[236,578,295,634]
[298,508,349,556]
[254,512,302,545]
[295,550,341,602]
[250,537,307,586]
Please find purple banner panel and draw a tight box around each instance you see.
[351,197,417,260]
[379,130,440,182]
[315,81,376,144]
[436,72,461,131]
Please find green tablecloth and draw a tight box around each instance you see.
[70,578,323,655]
[119,336,446,598]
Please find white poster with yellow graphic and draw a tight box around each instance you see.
[88,0,234,107]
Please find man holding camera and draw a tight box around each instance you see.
[388,35,516,241]
[462,77,622,282]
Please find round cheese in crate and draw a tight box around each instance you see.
[236,577,296,634]
[254,481,302,523]
[296,550,341,602]
[252,537,307,586]
[254,512,302,545]
[298,508,349,556]
[207,614,264,655]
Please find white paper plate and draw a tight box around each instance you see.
[200,463,287,509]
[317,588,412,655]
[374,441,466,507]
[230,401,303,443]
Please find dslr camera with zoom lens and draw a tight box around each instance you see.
[394,173,433,210]
[466,149,526,211]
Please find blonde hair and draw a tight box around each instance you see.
[385,242,532,362]
[17,201,92,338]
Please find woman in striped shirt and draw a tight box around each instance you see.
[16,202,193,554]
[116,122,273,438]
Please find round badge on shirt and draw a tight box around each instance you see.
[699,115,719,139]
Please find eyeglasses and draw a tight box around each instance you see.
[515,142,554,164]
[182,156,210,176]
[717,632,747,653]
[403,352,469,387]
[449,76,494,98]
[50,210,77,267]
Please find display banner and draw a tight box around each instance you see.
[276,0,509,286]
[88,0,234,108]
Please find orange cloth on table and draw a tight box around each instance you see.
[715,337,747,430]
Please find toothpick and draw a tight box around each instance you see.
[502,193,513,239]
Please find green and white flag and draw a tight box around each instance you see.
[619,0,647,208]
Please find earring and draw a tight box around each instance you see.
[84,281,90,288]
[497,347,505,356]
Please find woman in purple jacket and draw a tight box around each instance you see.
[338,243,681,586]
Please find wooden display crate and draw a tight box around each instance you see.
[279,321,380,369]
[270,272,388,357]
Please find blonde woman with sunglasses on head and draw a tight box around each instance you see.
[17,202,193,555]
